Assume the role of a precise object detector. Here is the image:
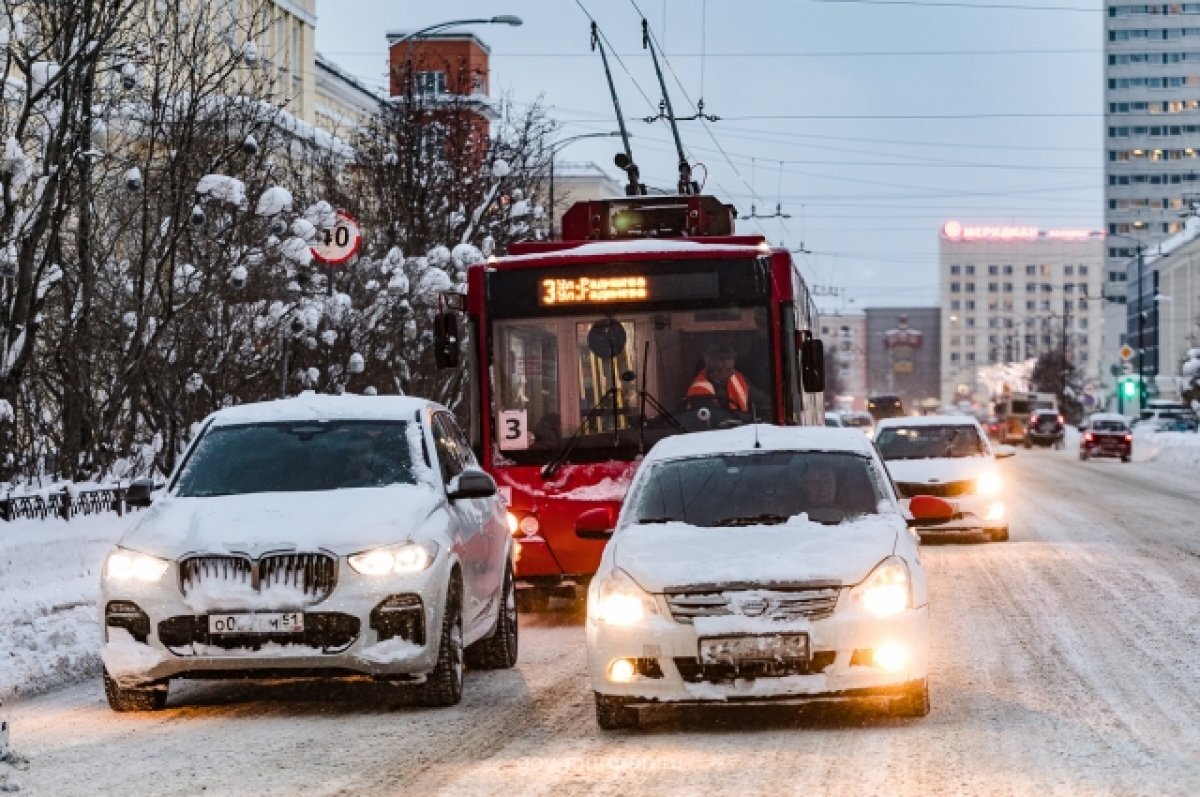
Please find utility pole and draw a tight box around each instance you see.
[1136,242,1146,410]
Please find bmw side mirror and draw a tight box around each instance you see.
[124,477,156,508]
[575,507,615,539]
[447,468,497,500]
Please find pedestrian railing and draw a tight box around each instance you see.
[0,487,129,522]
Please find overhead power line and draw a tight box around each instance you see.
[812,0,1099,10]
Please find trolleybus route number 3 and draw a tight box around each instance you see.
[310,211,362,266]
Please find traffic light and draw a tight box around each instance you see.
[1122,379,1137,399]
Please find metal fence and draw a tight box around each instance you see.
[0,487,128,522]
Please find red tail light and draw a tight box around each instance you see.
[1057,415,1064,425]
[1124,434,1132,443]
[1084,432,1094,442]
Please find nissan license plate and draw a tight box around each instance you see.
[208,612,305,634]
[698,634,809,664]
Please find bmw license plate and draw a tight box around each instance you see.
[208,612,305,634]
[698,634,809,664]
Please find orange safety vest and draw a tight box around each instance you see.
[687,370,750,413]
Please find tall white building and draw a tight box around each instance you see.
[1105,1,1200,382]
[817,312,868,410]
[938,222,1106,406]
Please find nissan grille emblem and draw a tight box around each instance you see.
[739,597,769,617]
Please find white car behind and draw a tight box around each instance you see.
[99,395,517,711]
[874,415,1015,542]
[579,425,953,728]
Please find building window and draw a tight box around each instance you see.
[965,265,976,275]
[1079,265,1089,275]
[1026,300,1035,311]
[416,71,448,95]
[950,264,961,275]
[951,282,961,293]
[950,352,960,362]
[988,282,998,293]
[966,283,976,293]
[1026,265,1036,275]
[1003,264,1013,275]
[1004,282,1013,293]
[966,317,975,328]
[966,301,975,310]
[966,352,976,362]
[951,300,961,310]
[1065,265,1074,276]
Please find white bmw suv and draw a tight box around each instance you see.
[99,395,516,711]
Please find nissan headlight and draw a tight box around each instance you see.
[105,549,171,583]
[591,569,656,626]
[852,556,911,618]
[976,470,1002,497]
[349,541,439,575]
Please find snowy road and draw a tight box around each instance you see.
[6,447,1200,796]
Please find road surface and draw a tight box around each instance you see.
[5,447,1200,795]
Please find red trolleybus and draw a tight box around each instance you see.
[438,194,826,610]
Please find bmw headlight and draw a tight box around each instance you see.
[591,568,656,626]
[976,470,1002,497]
[105,549,171,582]
[852,556,911,618]
[349,541,439,575]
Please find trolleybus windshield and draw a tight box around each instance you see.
[488,258,777,466]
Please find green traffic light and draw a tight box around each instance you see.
[1122,380,1137,398]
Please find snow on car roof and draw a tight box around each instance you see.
[644,424,876,463]
[875,414,982,430]
[499,238,764,263]
[207,393,436,427]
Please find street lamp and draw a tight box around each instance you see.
[390,16,523,47]
[547,131,622,239]
[1109,230,1149,410]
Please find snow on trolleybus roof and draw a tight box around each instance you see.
[205,394,435,427]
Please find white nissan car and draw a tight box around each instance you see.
[579,425,953,729]
[874,415,1016,542]
[99,395,516,711]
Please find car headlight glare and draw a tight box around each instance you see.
[591,569,655,626]
[853,557,911,618]
[976,470,1002,497]
[349,541,438,575]
[106,550,170,582]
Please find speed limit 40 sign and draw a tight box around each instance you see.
[310,210,362,266]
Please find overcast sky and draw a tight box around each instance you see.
[314,0,1102,311]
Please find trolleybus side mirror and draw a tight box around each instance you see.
[800,337,825,393]
[433,312,459,369]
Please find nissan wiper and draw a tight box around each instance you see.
[711,513,790,527]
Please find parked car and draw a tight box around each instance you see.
[100,395,517,711]
[874,415,1016,542]
[1079,413,1132,462]
[824,411,844,428]
[580,425,953,729]
[1132,403,1198,431]
[1025,409,1065,449]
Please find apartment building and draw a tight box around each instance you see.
[938,221,1106,406]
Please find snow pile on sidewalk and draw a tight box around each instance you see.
[0,513,131,701]
[1132,429,1200,468]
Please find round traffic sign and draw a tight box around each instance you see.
[310,211,362,266]
[1119,344,1134,361]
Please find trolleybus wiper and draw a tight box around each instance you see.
[541,388,619,480]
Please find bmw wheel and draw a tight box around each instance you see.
[103,667,168,712]
[465,561,519,670]
[414,580,464,707]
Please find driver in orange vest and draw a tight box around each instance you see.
[685,344,753,417]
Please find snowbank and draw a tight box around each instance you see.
[1131,429,1200,469]
[0,513,131,700]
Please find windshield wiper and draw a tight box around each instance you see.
[541,388,619,479]
[711,513,790,527]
